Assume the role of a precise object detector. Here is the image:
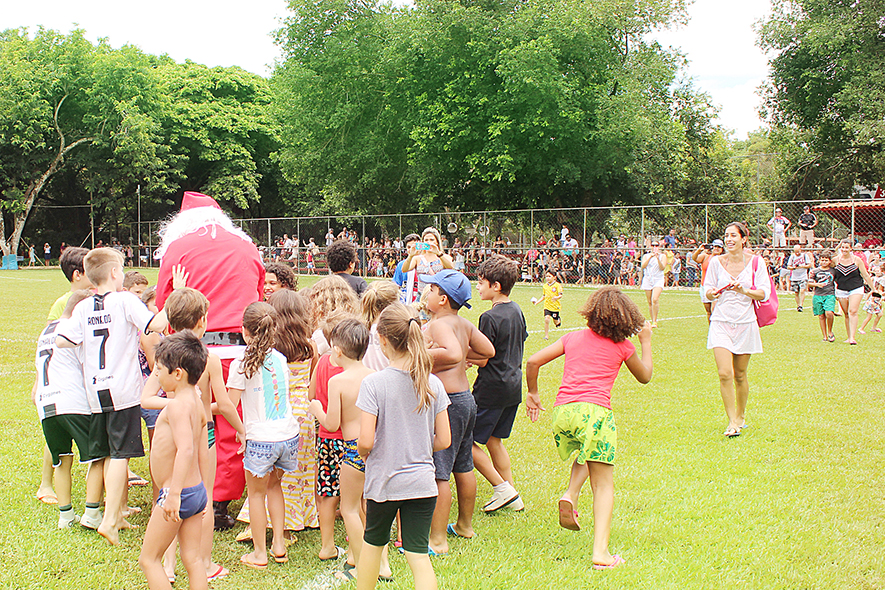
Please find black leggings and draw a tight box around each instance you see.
[364,496,437,554]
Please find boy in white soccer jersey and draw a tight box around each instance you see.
[34,290,107,529]
[57,248,168,545]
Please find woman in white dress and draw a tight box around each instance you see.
[704,222,771,438]
[640,241,666,327]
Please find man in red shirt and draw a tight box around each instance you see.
[155,191,265,529]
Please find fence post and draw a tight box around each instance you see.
[705,205,709,243]
[640,206,645,244]
[582,208,587,254]
[267,219,271,249]
[851,201,855,242]
[399,215,402,242]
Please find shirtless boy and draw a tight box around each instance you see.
[309,319,391,582]
[419,270,494,555]
[138,332,209,590]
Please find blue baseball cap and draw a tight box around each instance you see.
[419,269,472,309]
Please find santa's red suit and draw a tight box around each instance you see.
[155,192,264,509]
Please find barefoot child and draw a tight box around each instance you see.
[33,290,106,529]
[143,287,244,582]
[57,247,168,545]
[309,318,390,582]
[532,270,562,340]
[808,250,837,342]
[526,286,653,570]
[471,256,528,514]
[420,270,494,555]
[356,304,451,590]
[227,302,301,569]
[138,332,210,590]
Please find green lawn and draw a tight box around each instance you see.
[1,268,883,589]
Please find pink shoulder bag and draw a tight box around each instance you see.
[751,256,778,327]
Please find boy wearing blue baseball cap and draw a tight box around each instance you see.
[419,270,495,556]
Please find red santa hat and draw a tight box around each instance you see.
[180,191,222,211]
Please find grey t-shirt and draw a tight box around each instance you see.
[357,368,450,502]
[810,267,835,296]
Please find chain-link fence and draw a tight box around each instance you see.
[112,199,885,285]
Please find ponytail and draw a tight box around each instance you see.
[241,302,277,378]
[376,303,434,411]
[360,280,399,328]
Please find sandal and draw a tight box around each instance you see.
[724,426,741,438]
[240,554,267,570]
[558,498,580,531]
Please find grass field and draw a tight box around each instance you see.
[1,268,884,590]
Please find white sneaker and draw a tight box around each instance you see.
[508,495,525,512]
[482,482,519,512]
[58,514,80,529]
[79,511,103,530]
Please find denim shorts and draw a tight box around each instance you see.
[243,436,300,478]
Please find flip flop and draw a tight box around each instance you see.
[207,564,229,582]
[446,523,475,539]
[240,554,267,570]
[235,527,253,543]
[724,426,741,438]
[273,552,289,564]
[128,474,149,487]
[427,547,448,557]
[593,555,626,570]
[36,492,58,505]
[319,546,345,561]
[335,567,356,582]
[558,498,580,531]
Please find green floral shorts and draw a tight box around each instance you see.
[552,402,617,465]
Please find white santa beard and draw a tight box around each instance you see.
[155,207,253,259]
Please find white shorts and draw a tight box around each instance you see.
[835,286,864,299]
[707,320,763,355]
[641,275,665,291]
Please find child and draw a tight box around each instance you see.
[533,270,562,340]
[308,275,359,355]
[309,319,391,582]
[859,291,882,334]
[143,286,243,582]
[355,303,451,590]
[525,287,652,569]
[137,332,210,590]
[808,249,837,342]
[236,289,319,541]
[472,256,528,514]
[420,269,495,555]
[226,302,301,569]
[361,280,400,371]
[33,290,106,529]
[37,246,93,505]
[57,247,168,545]
[124,271,150,297]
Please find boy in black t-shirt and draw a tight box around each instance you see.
[471,256,528,512]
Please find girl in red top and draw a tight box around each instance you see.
[526,287,653,570]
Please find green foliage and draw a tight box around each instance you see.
[758,0,885,198]
[272,0,736,214]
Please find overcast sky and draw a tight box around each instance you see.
[4,0,772,138]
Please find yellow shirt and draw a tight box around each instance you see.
[47,291,72,322]
[542,282,562,312]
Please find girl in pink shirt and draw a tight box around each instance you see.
[526,287,653,570]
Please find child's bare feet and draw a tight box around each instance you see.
[122,505,142,517]
[97,522,120,546]
[35,487,57,504]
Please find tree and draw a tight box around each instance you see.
[758,0,885,199]
[272,0,706,215]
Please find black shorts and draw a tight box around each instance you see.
[473,404,519,445]
[89,406,145,460]
[42,414,106,466]
[544,309,561,323]
[433,391,476,480]
[364,496,436,554]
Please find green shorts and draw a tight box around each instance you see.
[813,294,836,315]
[551,402,617,465]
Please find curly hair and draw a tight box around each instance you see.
[268,289,314,363]
[326,240,357,273]
[308,275,358,328]
[579,286,644,342]
[240,302,277,378]
[264,263,298,291]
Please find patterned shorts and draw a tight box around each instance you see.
[316,437,345,497]
[551,402,617,465]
